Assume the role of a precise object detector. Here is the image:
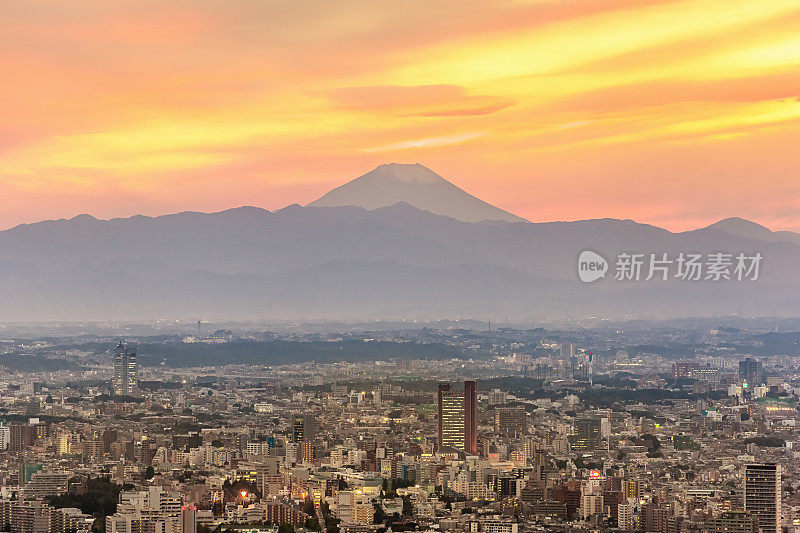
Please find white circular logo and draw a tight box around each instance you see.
[578,250,608,283]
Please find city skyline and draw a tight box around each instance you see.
[1,326,798,533]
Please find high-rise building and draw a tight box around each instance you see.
[57,434,72,455]
[464,380,477,454]
[691,364,720,387]
[437,383,447,448]
[569,419,602,451]
[642,504,668,533]
[744,463,781,533]
[438,384,464,451]
[617,503,634,531]
[299,439,314,464]
[9,420,46,452]
[112,343,138,396]
[293,416,304,442]
[293,414,317,443]
[581,487,604,520]
[739,358,764,386]
[495,407,527,438]
[561,343,576,379]
[438,381,478,454]
[560,342,576,359]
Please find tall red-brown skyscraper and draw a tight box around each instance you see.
[464,380,477,454]
[437,381,478,454]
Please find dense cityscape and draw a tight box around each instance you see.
[4,3,799,533]
[1,322,799,533]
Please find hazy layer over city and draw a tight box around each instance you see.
[0,163,797,322]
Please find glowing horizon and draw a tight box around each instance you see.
[2,0,800,231]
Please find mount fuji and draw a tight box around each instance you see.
[308,163,525,223]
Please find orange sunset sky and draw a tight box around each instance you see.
[2,0,800,231]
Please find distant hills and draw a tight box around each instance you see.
[3,164,800,321]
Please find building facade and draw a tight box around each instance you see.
[744,463,781,533]
[113,343,138,396]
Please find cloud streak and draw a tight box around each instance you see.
[363,132,488,152]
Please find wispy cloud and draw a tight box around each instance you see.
[363,132,487,152]
[326,84,515,117]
